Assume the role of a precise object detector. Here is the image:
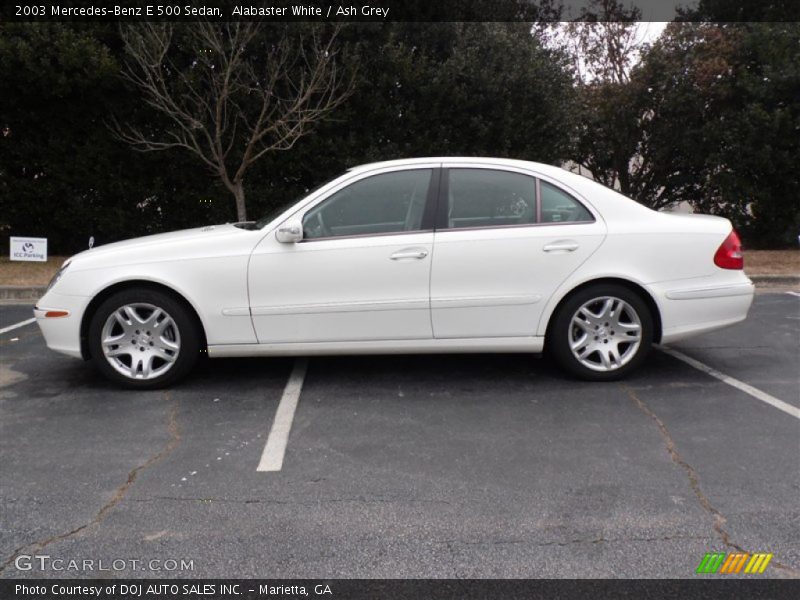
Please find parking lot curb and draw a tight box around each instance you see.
[749,274,800,285]
[0,285,46,302]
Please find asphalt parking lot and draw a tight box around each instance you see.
[1,292,798,579]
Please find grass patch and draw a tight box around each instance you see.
[0,256,68,286]
[745,250,800,276]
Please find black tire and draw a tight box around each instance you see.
[548,284,654,381]
[88,288,201,389]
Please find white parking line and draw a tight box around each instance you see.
[257,358,309,472]
[786,291,800,298]
[659,346,800,420]
[0,318,36,336]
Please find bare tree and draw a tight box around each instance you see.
[560,5,643,85]
[113,22,353,221]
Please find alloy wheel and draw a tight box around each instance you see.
[100,303,181,380]
[568,296,642,372]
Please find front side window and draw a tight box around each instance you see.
[303,169,432,240]
[446,169,537,229]
[540,181,593,223]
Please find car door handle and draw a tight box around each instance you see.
[543,241,579,253]
[390,248,429,260]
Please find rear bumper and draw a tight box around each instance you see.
[663,281,754,300]
[649,278,755,344]
[34,291,90,359]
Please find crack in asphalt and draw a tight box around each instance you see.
[622,384,799,578]
[129,495,452,506]
[0,392,181,576]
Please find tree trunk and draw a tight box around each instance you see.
[232,180,247,222]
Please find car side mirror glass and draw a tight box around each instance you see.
[275,219,303,243]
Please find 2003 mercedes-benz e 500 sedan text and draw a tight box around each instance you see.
[35,158,755,388]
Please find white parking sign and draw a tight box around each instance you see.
[9,237,48,262]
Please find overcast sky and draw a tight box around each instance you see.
[638,22,669,44]
[560,0,695,22]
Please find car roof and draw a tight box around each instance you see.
[349,157,592,189]
[350,156,557,172]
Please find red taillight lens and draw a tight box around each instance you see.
[714,230,744,270]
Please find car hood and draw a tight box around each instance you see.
[66,224,261,269]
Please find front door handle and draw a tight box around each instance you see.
[543,241,579,253]
[390,248,429,260]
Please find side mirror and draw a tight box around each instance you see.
[275,219,303,243]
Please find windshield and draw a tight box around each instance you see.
[254,176,340,229]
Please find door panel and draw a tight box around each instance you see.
[431,225,605,338]
[248,167,438,344]
[430,166,606,339]
[249,233,433,343]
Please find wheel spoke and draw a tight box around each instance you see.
[123,305,146,325]
[581,305,601,320]
[152,346,177,362]
[572,317,593,333]
[621,325,641,339]
[155,316,174,334]
[145,308,164,328]
[105,345,130,358]
[570,332,589,351]
[128,357,142,378]
[157,334,179,351]
[114,309,132,330]
[598,347,611,369]
[103,332,126,345]
[140,354,154,378]
[607,344,621,367]
[599,298,614,320]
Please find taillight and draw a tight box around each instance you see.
[714,230,743,270]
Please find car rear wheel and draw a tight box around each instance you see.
[549,284,653,381]
[88,288,200,389]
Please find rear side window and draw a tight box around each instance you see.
[446,169,537,229]
[540,181,593,223]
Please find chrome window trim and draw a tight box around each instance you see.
[297,229,434,244]
[434,220,597,235]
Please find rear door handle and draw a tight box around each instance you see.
[390,248,429,260]
[543,241,579,253]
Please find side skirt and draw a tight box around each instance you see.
[207,336,544,358]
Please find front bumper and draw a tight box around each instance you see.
[34,291,91,359]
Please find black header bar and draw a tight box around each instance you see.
[2,0,800,23]
[3,579,800,600]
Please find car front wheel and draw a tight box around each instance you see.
[88,288,200,389]
[549,284,653,381]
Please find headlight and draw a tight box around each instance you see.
[46,261,71,292]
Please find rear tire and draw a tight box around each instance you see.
[549,284,653,381]
[88,288,200,389]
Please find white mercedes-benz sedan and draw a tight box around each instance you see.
[35,158,754,388]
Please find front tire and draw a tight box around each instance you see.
[88,288,200,389]
[549,284,653,381]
